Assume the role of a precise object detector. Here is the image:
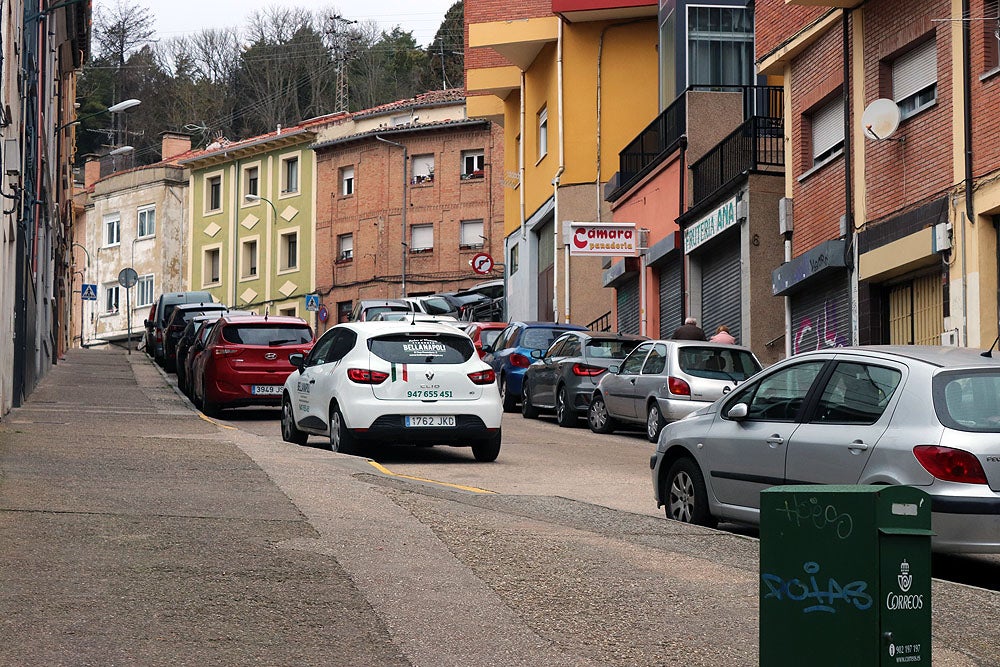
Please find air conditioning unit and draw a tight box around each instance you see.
[3,137,20,175]
[778,197,793,235]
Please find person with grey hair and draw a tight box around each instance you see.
[671,317,707,341]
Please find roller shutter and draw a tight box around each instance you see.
[790,275,850,354]
[699,239,741,343]
[888,272,942,345]
[616,280,640,335]
[658,257,683,338]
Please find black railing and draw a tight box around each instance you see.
[687,84,784,122]
[588,310,612,332]
[690,115,785,207]
[618,94,687,189]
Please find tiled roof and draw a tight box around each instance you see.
[352,89,466,119]
[310,117,487,152]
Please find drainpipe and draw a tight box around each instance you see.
[520,72,526,242]
[376,135,408,297]
[962,0,975,345]
[555,19,567,323]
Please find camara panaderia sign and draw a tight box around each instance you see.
[569,223,638,256]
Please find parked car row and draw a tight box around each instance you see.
[349,279,506,324]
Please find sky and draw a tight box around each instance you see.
[96,0,459,48]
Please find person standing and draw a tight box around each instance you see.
[672,317,707,341]
[709,324,736,345]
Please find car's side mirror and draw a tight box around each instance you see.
[289,353,305,371]
[608,364,620,374]
[481,344,494,354]
[144,319,150,327]
[531,349,544,359]
[727,403,749,420]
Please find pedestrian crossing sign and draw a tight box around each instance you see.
[305,294,320,312]
[81,284,97,301]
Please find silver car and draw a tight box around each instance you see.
[589,340,761,442]
[650,345,1000,553]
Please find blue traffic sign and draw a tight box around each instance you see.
[81,284,98,301]
[305,294,320,312]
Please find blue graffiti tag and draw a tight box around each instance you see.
[774,494,854,539]
[762,562,873,614]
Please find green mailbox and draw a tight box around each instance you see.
[760,485,933,666]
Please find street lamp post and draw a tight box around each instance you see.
[57,98,141,133]
[244,193,278,220]
[375,135,408,297]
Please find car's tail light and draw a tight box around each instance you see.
[468,369,496,385]
[667,376,691,396]
[213,346,239,357]
[348,368,389,384]
[572,363,605,377]
[510,353,530,368]
[155,331,163,343]
[913,445,988,484]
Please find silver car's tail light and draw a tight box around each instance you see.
[913,445,988,484]
[667,376,691,396]
[347,368,389,384]
[468,369,496,385]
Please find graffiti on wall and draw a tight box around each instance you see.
[793,298,849,355]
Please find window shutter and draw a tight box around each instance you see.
[412,155,434,177]
[893,39,937,102]
[461,220,484,246]
[812,96,844,158]
[411,225,434,250]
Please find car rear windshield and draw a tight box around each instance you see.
[222,324,313,346]
[522,328,573,351]
[933,369,1000,432]
[369,333,474,364]
[678,347,761,380]
[420,297,454,315]
[366,306,409,319]
[586,339,643,360]
[480,329,503,349]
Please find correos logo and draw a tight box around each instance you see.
[886,559,923,611]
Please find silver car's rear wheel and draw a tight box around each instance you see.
[587,394,616,434]
[646,402,665,442]
[665,458,716,528]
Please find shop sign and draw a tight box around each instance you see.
[684,197,738,253]
[569,223,639,256]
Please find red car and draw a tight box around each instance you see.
[190,314,315,416]
[463,321,508,359]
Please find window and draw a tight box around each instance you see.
[461,150,485,179]
[244,165,259,198]
[985,1,999,71]
[204,247,221,285]
[278,306,297,317]
[279,230,298,270]
[619,343,652,375]
[687,6,755,87]
[813,362,901,425]
[281,155,299,193]
[893,39,937,120]
[338,233,353,261]
[104,284,120,314]
[411,224,434,252]
[392,113,412,126]
[341,165,354,195]
[810,95,844,166]
[241,238,258,278]
[207,175,222,211]
[537,107,548,160]
[642,343,668,375]
[510,244,519,275]
[460,219,484,248]
[103,214,121,247]
[137,205,155,238]
[412,154,434,184]
[136,274,154,307]
[337,301,353,323]
[730,361,826,422]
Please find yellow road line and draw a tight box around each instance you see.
[199,413,236,430]
[366,460,496,494]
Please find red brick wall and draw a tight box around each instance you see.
[970,0,1000,176]
[754,0,829,63]
[465,0,552,74]
[863,0,952,223]
[790,26,847,256]
[314,122,505,328]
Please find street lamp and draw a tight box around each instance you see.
[244,193,278,220]
[57,99,141,133]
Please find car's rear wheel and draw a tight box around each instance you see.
[499,375,518,413]
[555,385,577,428]
[163,355,175,373]
[664,457,716,528]
[521,382,540,419]
[587,394,616,434]
[472,429,501,462]
[202,396,221,418]
[646,402,665,443]
[281,395,308,445]
[329,404,356,454]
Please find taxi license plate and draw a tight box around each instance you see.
[405,415,456,427]
[251,385,282,396]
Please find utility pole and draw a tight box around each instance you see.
[326,14,357,113]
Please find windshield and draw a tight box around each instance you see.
[222,324,313,346]
[521,328,573,351]
[585,339,643,360]
[678,347,761,381]
[369,333,475,364]
[934,370,1000,432]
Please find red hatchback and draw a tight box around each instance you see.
[463,322,508,359]
[190,314,314,416]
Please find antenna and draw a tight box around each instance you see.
[861,99,902,142]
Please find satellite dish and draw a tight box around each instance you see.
[862,98,901,141]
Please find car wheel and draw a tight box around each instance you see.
[163,355,175,373]
[664,457,717,528]
[521,383,540,419]
[281,395,308,445]
[555,385,577,428]
[329,404,356,454]
[472,429,501,462]
[587,394,616,434]
[646,402,665,443]
[202,396,221,418]
[499,375,518,413]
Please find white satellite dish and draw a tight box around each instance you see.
[861,98,901,141]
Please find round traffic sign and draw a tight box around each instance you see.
[471,252,494,275]
[318,305,329,323]
[118,267,138,288]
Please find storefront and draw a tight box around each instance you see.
[684,195,743,343]
[772,239,851,355]
[646,232,683,339]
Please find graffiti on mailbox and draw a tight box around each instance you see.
[761,561,873,614]
[774,493,855,539]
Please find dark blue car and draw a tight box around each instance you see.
[483,321,588,412]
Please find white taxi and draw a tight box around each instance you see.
[280,321,503,461]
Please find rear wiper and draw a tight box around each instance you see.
[268,339,296,346]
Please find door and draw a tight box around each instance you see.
[533,336,569,407]
[537,220,555,321]
[700,236,742,343]
[633,342,669,417]
[658,257,683,339]
[603,342,652,419]
[784,358,905,485]
[699,361,827,510]
[889,272,943,345]
[294,328,353,430]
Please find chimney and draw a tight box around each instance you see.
[160,131,192,161]
[83,154,101,189]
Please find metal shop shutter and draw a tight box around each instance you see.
[616,279,640,336]
[889,272,942,345]
[658,257,683,339]
[700,240,741,343]
[789,276,850,354]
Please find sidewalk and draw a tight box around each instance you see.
[0,348,406,666]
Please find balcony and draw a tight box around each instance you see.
[689,115,785,208]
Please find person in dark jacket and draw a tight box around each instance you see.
[672,317,707,341]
